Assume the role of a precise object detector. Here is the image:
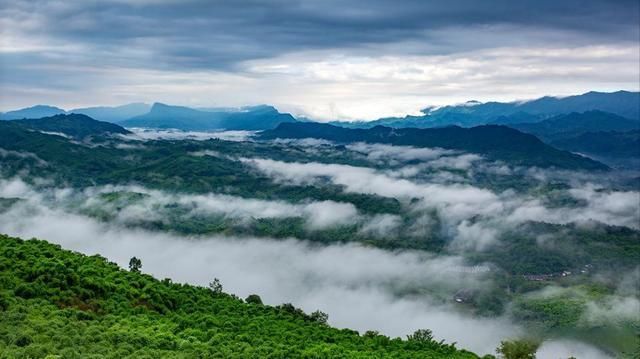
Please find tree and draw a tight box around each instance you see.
[245,294,263,305]
[310,310,329,325]
[128,257,142,272]
[363,330,381,338]
[496,339,539,359]
[407,329,434,343]
[209,278,223,294]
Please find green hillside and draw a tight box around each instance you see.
[0,234,479,358]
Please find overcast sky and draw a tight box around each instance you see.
[1,0,638,120]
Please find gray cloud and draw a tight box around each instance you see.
[2,0,637,70]
[1,0,638,117]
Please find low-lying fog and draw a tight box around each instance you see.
[0,178,623,358]
[0,186,517,354]
[123,128,256,141]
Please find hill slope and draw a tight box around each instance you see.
[11,114,131,139]
[120,103,297,131]
[260,122,609,170]
[0,234,477,358]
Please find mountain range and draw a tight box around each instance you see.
[1,102,298,131]
[0,103,297,131]
[2,90,638,129]
[332,90,639,129]
[1,90,637,168]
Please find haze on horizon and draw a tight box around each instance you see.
[1,0,639,120]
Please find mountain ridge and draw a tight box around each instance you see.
[260,122,609,170]
[508,110,640,141]
[119,103,298,131]
[69,103,152,123]
[331,91,640,129]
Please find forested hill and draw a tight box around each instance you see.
[0,234,478,358]
[260,122,609,170]
[11,114,131,139]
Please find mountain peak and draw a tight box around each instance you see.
[1,105,66,120]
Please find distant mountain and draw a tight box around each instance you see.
[69,103,151,123]
[260,122,608,170]
[120,103,212,129]
[0,105,65,120]
[332,91,640,129]
[549,130,640,169]
[119,103,297,131]
[217,105,299,130]
[509,111,640,142]
[11,114,130,139]
[513,91,639,119]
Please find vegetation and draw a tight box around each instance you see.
[495,340,539,359]
[0,234,478,358]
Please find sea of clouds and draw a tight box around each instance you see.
[1,136,637,358]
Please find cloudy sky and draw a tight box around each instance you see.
[1,0,638,120]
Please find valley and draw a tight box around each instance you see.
[0,101,638,357]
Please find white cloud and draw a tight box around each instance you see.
[359,214,402,237]
[123,128,256,141]
[0,178,32,197]
[75,185,361,231]
[302,201,359,229]
[242,158,640,250]
[346,142,456,164]
[0,193,519,355]
[452,220,500,251]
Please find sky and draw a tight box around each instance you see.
[0,0,639,120]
